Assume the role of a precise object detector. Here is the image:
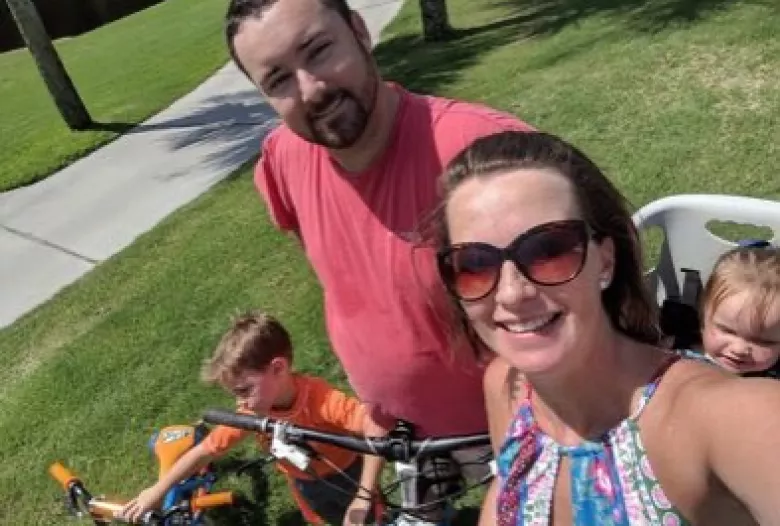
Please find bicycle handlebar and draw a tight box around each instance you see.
[202,409,490,463]
[50,462,79,488]
[49,462,155,524]
[48,462,233,524]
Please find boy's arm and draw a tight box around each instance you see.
[314,381,389,524]
[357,414,388,497]
[344,415,388,525]
[117,442,215,523]
[118,424,249,523]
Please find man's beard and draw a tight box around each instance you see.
[306,89,370,149]
[304,51,379,149]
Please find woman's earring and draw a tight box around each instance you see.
[599,276,611,290]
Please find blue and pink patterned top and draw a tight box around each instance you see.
[496,356,691,525]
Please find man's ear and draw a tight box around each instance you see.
[348,11,373,52]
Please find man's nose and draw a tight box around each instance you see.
[297,69,326,105]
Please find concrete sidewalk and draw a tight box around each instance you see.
[0,0,403,329]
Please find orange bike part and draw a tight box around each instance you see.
[153,425,199,480]
[191,491,234,510]
[49,462,78,489]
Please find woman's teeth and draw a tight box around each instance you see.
[502,313,558,333]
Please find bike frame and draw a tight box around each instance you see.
[147,423,216,526]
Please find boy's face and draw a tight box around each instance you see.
[228,358,290,414]
[703,290,780,374]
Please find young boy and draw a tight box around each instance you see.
[118,311,385,525]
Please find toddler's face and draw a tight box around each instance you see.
[703,290,780,374]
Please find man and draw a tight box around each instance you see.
[225,0,533,518]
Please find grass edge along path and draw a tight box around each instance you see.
[0,0,231,192]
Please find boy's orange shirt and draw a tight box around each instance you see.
[202,374,367,480]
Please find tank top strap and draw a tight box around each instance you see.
[630,354,681,419]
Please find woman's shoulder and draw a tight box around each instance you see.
[662,349,732,389]
[662,349,780,417]
[483,356,524,401]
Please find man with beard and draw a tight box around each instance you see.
[226,0,534,520]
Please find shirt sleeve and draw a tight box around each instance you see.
[253,130,299,233]
[201,424,251,456]
[310,379,369,435]
[434,102,536,165]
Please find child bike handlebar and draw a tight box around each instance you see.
[202,408,491,462]
[48,462,234,525]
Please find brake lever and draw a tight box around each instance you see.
[235,456,274,477]
[62,490,81,517]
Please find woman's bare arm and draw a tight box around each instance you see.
[478,356,518,526]
[697,378,780,523]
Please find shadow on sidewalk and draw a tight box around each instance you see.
[87,90,280,176]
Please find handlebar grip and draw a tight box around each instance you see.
[49,462,78,489]
[202,409,268,432]
[192,491,235,510]
[90,500,125,515]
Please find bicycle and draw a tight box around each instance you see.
[201,408,494,526]
[48,423,237,525]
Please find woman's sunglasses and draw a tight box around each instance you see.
[437,219,596,301]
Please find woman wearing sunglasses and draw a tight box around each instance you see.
[432,131,780,525]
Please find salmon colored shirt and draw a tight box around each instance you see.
[255,84,534,437]
[202,374,367,480]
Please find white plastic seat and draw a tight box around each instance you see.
[632,194,780,305]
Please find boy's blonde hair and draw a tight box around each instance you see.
[702,246,780,329]
[201,311,293,386]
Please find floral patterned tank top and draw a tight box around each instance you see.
[496,356,691,525]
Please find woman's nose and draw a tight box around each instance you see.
[494,260,538,306]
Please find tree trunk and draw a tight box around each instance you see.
[5,0,92,130]
[418,0,454,42]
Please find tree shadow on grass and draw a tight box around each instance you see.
[452,506,481,525]
[204,455,272,526]
[374,0,764,97]
[201,453,315,525]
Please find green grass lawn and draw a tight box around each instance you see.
[0,0,230,192]
[1,0,779,523]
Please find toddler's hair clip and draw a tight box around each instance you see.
[737,239,772,249]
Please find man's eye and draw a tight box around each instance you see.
[267,73,291,93]
[310,42,331,59]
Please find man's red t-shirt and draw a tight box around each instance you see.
[255,84,533,437]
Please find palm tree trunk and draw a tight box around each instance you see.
[418,0,454,42]
[6,0,92,130]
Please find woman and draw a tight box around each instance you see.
[432,131,780,524]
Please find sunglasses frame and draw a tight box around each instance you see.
[437,219,597,302]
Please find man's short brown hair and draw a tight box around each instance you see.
[201,310,293,386]
[225,0,353,78]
